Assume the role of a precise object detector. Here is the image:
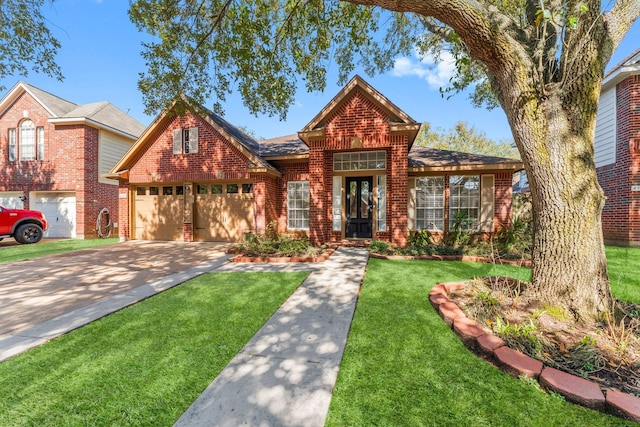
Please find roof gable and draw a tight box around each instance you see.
[0,81,77,118]
[298,75,420,145]
[0,81,144,139]
[110,96,280,177]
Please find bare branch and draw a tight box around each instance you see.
[419,16,454,41]
[605,0,640,48]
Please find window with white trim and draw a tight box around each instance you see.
[287,181,310,230]
[19,120,36,160]
[8,121,45,161]
[333,151,386,171]
[449,175,480,231]
[415,177,444,231]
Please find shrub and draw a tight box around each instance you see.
[369,240,393,255]
[234,221,322,257]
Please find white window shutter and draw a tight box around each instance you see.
[173,128,182,154]
[189,127,199,153]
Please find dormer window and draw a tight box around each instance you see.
[8,120,45,161]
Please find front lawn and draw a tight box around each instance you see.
[326,257,636,426]
[0,271,307,426]
[0,238,118,264]
[606,245,640,302]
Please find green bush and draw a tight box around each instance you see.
[234,221,323,257]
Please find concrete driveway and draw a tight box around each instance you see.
[0,241,229,337]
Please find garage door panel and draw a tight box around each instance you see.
[195,193,254,242]
[0,192,24,209]
[33,193,76,238]
[135,194,183,241]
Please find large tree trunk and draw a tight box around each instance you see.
[522,93,612,321]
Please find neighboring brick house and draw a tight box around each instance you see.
[596,48,640,246]
[110,76,522,246]
[0,82,146,238]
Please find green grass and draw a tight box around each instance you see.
[0,238,118,263]
[606,246,640,302]
[0,271,307,426]
[326,259,635,426]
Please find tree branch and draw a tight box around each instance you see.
[605,0,640,49]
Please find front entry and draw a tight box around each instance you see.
[346,176,373,238]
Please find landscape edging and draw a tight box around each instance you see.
[228,248,335,263]
[430,282,640,423]
[371,253,531,267]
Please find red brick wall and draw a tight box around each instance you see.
[307,89,408,245]
[598,75,640,246]
[123,111,282,240]
[0,90,121,238]
[117,182,130,240]
[274,162,310,233]
[128,114,253,183]
[250,174,278,234]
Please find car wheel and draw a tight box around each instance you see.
[15,223,44,244]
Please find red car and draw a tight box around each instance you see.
[0,205,49,244]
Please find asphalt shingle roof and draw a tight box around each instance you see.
[408,146,520,167]
[259,134,309,157]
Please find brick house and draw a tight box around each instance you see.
[110,76,522,246]
[596,48,640,246]
[0,82,146,238]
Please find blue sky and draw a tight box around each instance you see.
[1,0,638,142]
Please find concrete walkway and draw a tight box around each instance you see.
[174,247,369,427]
[0,243,369,426]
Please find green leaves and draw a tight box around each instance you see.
[128,0,418,118]
[0,0,63,91]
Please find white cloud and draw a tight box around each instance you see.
[392,50,456,89]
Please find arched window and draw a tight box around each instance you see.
[19,120,36,160]
[8,120,44,161]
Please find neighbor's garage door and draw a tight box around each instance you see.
[194,182,254,242]
[0,192,24,209]
[33,192,76,238]
[134,185,183,241]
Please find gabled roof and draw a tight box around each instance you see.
[110,95,280,178]
[602,47,640,91]
[0,81,144,139]
[408,146,523,172]
[50,101,146,138]
[298,75,421,145]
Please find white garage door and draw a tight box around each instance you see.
[33,192,76,238]
[0,192,24,209]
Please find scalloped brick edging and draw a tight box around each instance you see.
[371,253,531,267]
[431,282,640,423]
[229,248,335,263]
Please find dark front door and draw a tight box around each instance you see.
[346,176,373,238]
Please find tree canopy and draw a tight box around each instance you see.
[415,122,519,159]
[0,0,62,91]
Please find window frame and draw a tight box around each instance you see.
[287,181,310,231]
[415,176,445,232]
[19,119,36,160]
[449,175,480,231]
